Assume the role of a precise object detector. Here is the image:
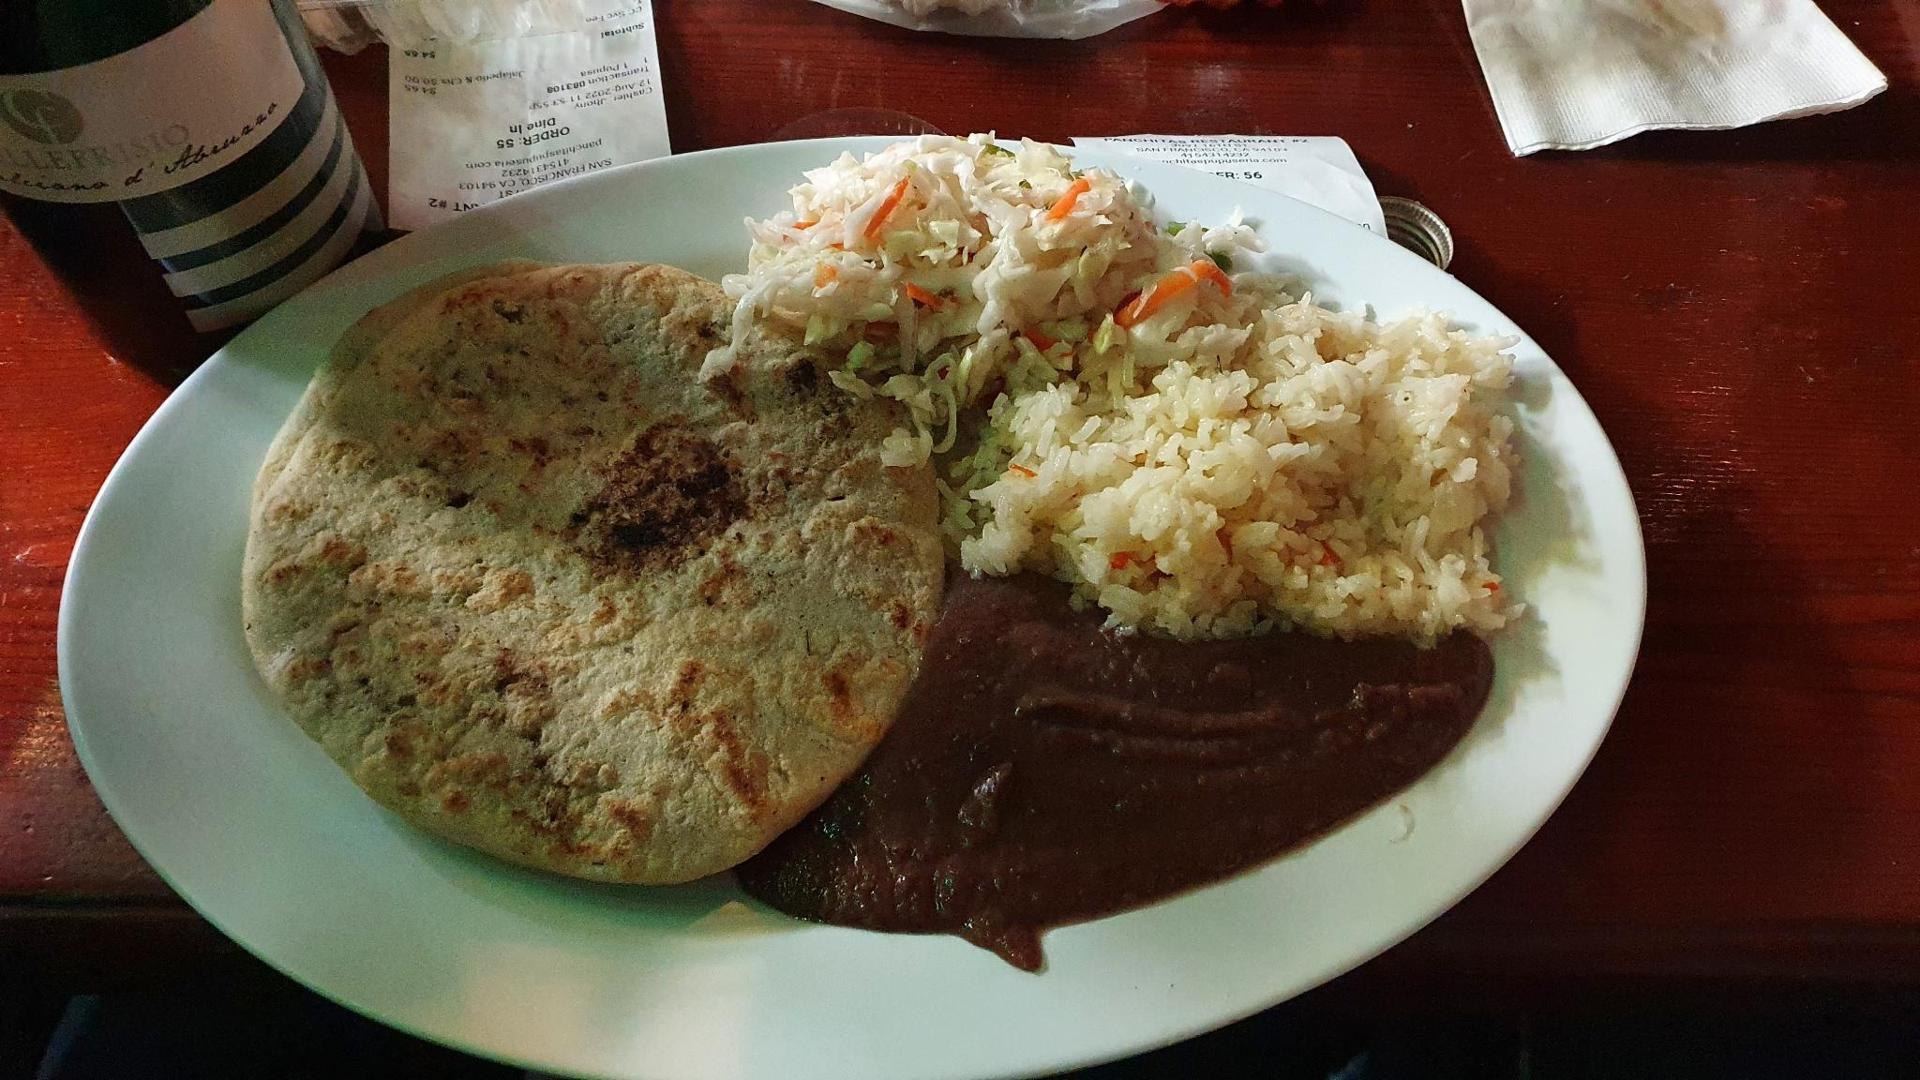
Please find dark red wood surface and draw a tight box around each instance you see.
[4,0,1919,993]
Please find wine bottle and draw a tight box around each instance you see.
[0,0,380,333]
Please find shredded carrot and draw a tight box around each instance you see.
[1116,285,1176,329]
[812,264,838,288]
[1023,327,1056,352]
[1319,542,1340,567]
[1486,582,1501,592]
[903,282,942,309]
[793,219,818,230]
[1193,258,1233,295]
[863,177,911,240]
[1046,177,1092,222]
[1007,463,1037,478]
[1109,551,1138,571]
[1116,260,1234,328]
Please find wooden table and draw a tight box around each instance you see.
[4,0,1917,1033]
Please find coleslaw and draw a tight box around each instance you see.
[704,134,1271,477]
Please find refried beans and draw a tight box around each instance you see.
[737,573,1493,970]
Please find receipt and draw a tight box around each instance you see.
[1072,136,1386,236]
[387,0,669,231]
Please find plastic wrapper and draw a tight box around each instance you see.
[807,0,1166,39]
[305,0,1170,46]
[297,0,585,51]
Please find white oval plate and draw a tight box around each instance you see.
[60,138,1645,1080]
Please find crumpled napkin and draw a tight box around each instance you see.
[1462,0,1888,155]
[807,0,1163,38]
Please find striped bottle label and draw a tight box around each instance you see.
[0,0,379,331]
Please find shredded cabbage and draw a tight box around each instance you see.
[710,134,1270,470]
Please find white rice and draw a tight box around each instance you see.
[957,301,1519,642]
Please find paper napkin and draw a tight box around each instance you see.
[1463,0,1888,155]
